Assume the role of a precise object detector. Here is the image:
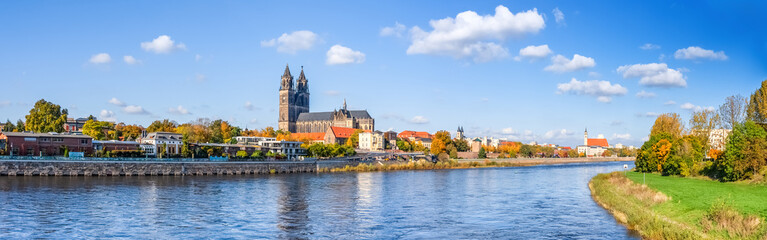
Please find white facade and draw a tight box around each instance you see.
[233,136,277,145]
[708,129,731,151]
[577,145,607,157]
[258,140,306,160]
[359,131,384,151]
[139,132,183,156]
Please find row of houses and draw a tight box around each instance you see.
[0,131,306,159]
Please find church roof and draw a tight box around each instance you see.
[328,126,369,139]
[398,130,432,139]
[296,110,372,122]
[297,68,306,81]
[587,138,609,147]
[291,132,325,141]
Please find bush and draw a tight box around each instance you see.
[111,150,142,158]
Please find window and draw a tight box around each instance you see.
[81,139,88,145]
[53,138,63,142]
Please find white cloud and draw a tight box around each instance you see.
[89,53,111,64]
[552,8,565,25]
[556,78,627,103]
[641,136,650,142]
[0,100,10,107]
[324,90,340,96]
[168,105,190,115]
[123,105,149,115]
[501,127,516,134]
[406,5,544,62]
[674,46,727,60]
[380,22,407,37]
[244,101,260,111]
[195,73,206,82]
[123,55,141,65]
[326,45,366,65]
[141,35,186,54]
[588,71,601,78]
[680,102,715,112]
[99,110,116,122]
[409,116,429,124]
[610,120,623,126]
[515,44,552,61]
[639,43,660,50]
[543,129,573,139]
[195,54,202,61]
[616,63,687,88]
[544,54,595,72]
[108,97,126,107]
[664,100,676,105]
[261,30,319,54]
[635,90,656,98]
[612,133,631,140]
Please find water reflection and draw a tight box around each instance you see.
[0,161,638,239]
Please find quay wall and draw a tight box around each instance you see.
[0,160,332,176]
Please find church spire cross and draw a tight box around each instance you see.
[283,64,292,78]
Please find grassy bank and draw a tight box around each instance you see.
[590,171,767,239]
[318,159,535,173]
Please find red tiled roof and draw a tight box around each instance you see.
[329,127,369,139]
[292,132,325,141]
[587,138,609,147]
[397,130,432,139]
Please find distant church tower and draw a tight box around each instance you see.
[279,64,311,133]
[456,126,465,140]
[584,128,588,146]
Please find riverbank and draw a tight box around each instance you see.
[590,171,767,239]
[320,157,633,173]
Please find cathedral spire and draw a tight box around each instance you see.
[283,64,292,78]
[342,99,347,110]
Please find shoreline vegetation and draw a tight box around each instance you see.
[318,157,631,173]
[590,171,767,240]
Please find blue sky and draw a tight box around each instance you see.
[1,0,766,147]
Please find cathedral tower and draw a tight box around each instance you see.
[295,66,310,118]
[278,64,296,132]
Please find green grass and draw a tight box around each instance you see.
[626,172,767,224]
[590,172,767,239]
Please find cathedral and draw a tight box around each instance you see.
[278,65,374,133]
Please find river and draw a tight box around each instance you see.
[0,161,637,239]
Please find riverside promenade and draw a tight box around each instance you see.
[0,158,356,176]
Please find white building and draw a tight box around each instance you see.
[233,136,277,145]
[576,128,610,157]
[139,132,183,157]
[359,131,384,151]
[258,140,306,160]
[708,129,731,151]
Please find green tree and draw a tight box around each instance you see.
[3,119,15,132]
[396,139,411,152]
[635,133,674,173]
[82,119,115,140]
[236,150,248,159]
[718,121,767,181]
[747,80,767,123]
[24,99,67,133]
[453,138,469,152]
[251,150,264,159]
[519,145,534,158]
[15,119,25,132]
[478,147,487,159]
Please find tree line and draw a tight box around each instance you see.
[635,80,767,182]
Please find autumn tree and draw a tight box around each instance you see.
[719,94,747,129]
[114,123,143,140]
[82,119,115,140]
[650,113,685,138]
[747,80,767,123]
[689,109,720,150]
[146,119,178,132]
[24,99,67,133]
[345,129,364,148]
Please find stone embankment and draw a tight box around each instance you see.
[0,160,356,176]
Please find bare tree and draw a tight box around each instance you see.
[718,94,747,129]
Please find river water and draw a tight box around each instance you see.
[0,161,637,239]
